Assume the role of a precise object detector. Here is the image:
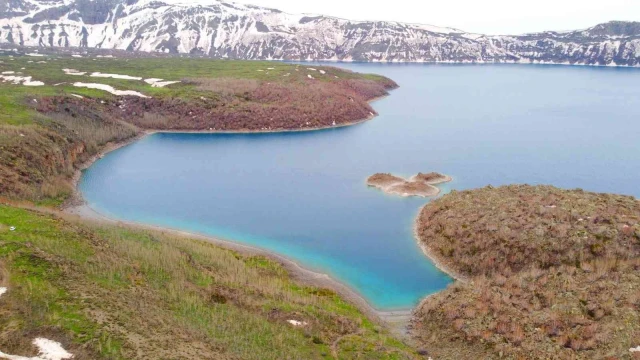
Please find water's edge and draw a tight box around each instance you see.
[64,202,414,329]
[64,88,457,332]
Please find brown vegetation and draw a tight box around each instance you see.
[411,172,451,184]
[411,185,640,359]
[0,98,139,202]
[86,78,394,131]
[367,173,405,188]
[194,77,260,96]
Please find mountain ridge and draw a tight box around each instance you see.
[1,0,639,66]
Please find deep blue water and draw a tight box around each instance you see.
[80,63,640,310]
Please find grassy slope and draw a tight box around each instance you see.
[0,204,417,359]
[0,56,391,123]
[411,185,640,359]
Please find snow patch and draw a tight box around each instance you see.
[286,320,307,327]
[0,287,6,297]
[1,71,15,74]
[70,94,83,99]
[631,346,640,352]
[26,53,44,57]
[62,69,86,76]
[0,338,74,360]
[143,78,164,85]
[0,75,44,86]
[307,74,314,79]
[72,83,149,98]
[32,338,73,360]
[144,78,180,87]
[71,54,83,58]
[90,72,143,80]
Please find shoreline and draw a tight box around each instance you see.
[412,204,469,283]
[63,90,420,332]
[67,92,391,205]
[64,203,413,329]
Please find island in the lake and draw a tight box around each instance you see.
[367,172,452,197]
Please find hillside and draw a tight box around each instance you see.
[411,185,640,359]
[1,0,639,65]
[0,204,418,359]
[0,55,395,203]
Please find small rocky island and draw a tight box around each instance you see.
[367,172,452,197]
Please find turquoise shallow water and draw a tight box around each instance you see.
[80,63,640,310]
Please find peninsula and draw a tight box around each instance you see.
[410,185,640,359]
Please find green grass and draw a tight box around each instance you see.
[0,55,387,125]
[0,204,418,359]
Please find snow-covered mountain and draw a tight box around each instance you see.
[2,0,640,66]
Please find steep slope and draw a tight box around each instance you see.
[1,0,639,65]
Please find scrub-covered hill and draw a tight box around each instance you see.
[411,185,640,359]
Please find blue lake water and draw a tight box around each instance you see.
[80,63,640,310]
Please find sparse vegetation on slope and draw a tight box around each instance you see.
[411,185,640,359]
[0,204,417,359]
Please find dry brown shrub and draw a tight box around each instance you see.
[412,186,640,359]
